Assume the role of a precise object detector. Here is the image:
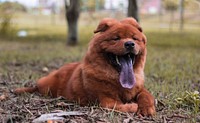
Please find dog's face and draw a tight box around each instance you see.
[90,18,147,89]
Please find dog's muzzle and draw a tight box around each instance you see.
[124,41,135,51]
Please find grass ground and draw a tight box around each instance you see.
[0,12,200,122]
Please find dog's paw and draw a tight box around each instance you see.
[136,105,156,117]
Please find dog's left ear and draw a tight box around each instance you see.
[121,17,143,32]
[142,33,147,44]
[94,18,118,33]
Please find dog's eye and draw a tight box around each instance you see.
[132,37,138,40]
[112,36,120,41]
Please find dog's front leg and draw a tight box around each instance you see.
[136,88,156,116]
[99,96,138,113]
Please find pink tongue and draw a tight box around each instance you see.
[119,56,135,89]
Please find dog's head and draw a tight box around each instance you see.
[89,18,147,89]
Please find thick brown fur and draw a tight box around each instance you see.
[14,18,156,116]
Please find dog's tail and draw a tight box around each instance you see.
[14,86,38,94]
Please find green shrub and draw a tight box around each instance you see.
[0,12,14,36]
[175,91,200,115]
[0,1,26,12]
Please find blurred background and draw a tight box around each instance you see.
[0,0,199,43]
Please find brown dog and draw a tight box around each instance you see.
[15,18,155,116]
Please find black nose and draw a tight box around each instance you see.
[124,41,135,50]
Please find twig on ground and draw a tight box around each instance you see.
[169,114,189,119]
[24,105,34,116]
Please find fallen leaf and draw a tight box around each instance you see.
[47,120,64,123]
[123,118,133,123]
[0,107,4,113]
[42,67,49,72]
[56,102,74,107]
[32,111,85,123]
[0,94,8,101]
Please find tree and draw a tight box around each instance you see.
[164,0,178,31]
[64,0,80,45]
[179,0,184,31]
[128,0,139,22]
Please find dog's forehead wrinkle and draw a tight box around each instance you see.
[108,29,133,39]
[104,23,138,38]
[119,26,139,38]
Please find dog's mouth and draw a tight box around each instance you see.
[106,53,136,89]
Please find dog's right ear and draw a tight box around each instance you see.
[94,18,117,33]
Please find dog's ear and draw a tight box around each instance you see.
[142,33,147,44]
[94,18,118,33]
[121,17,143,32]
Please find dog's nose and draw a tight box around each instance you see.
[124,41,135,50]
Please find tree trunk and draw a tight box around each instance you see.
[169,10,175,32]
[179,0,184,31]
[158,0,163,23]
[128,0,139,22]
[51,2,56,25]
[64,0,80,45]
